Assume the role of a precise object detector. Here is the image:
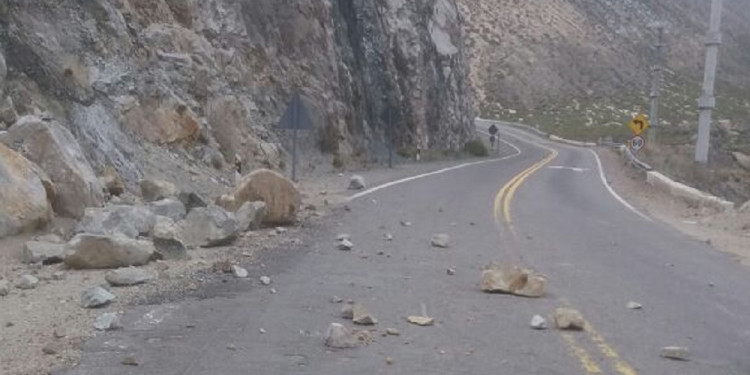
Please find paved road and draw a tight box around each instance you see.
[60,122,750,375]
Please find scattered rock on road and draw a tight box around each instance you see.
[352,304,377,325]
[384,233,393,241]
[15,275,39,290]
[530,315,547,330]
[336,233,351,241]
[232,265,249,278]
[407,315,435,326]
[660,346,690,361]
[331,296,344,303]
[341,304,354,319]
[259,276,272,285]
[325,323,358,349]
[431,233,451,248]
[338,239,354,251]
[386,328,400,336]
[348,175,367,190]
[65,234,155,269]
[480,262,546,297]
[182,205,238,247]
[233,169,300,225]
[22,241,66,264]
[94,312,122,331]
[400,220,412,227]
[105,267,155,287]
[121,356,139,366]
[554,308,585,331]
[81,286,116,308]
[447,268,456,275]
[626,301,643,310]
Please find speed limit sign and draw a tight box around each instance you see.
[629,135,646,153]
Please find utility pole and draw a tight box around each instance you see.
[648,25,665,142]
[695,0,723,164]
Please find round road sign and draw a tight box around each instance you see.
[630,135,646,153]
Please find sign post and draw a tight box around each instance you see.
[279,93,313,181]
[627,114,650,155]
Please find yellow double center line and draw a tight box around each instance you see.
[494,146,559,231]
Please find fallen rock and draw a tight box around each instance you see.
[0,143,52,239]
[178,191,208,212]
[446,268,456,276]
[0,280,9,296]
[338,239,354,251]
[431,233,451,248]
[553,308,585,331]
[407,315,435,326]
[149,199,187,221]
[386,328,400,336]
[94,312,122,331]
[0,116,104,218]
[65,234,155,269]
[22,241,66,264]
[99,168,125,197]
[121,356,139,366]
[348,175,367,190]
[384,233,394,241]
[233,169,301,225]
[105,267,156,287]
[732,152,750,171]
[530,315,547,330]
[182,205,238,247]
[660,346,690,361]
[140,179,179,202]
[626,301,643,310]
[259,276,272,285]
[76,205,156,238]
[480,263,546,297]
[215,194,237,212]
[336,233,351,241]
[15,275,39,290]
[0,97,17,127]
[400,220,412,227]
[341,304,354,319]
[236,201,267,231]
[35,233,63,243]
[42,344,58,355]
[325,323,358,349]
[232,265,249,278]
[352,304,377,325]
[151,217,187,260]
[81,286,116,308]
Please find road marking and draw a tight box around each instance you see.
[548,166,589,173]
[348,136,521,201]
[583,321,640,375]
[589,149,652,222]
[560,333,604,374]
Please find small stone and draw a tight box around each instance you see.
[348,175,367,190]
[0,280,9,296]
[400,220,412,227]
[259,276,272,285]
[407,315,435,326]
[259,328,266,334]
[338,239,354,251]
[626,301,643,310]
[105,267,155,287]
[384,233,393,241]
[269,288,277,294]
[446,268,456,276]
[660,346,690,361]
[431,233,451,248]
[275,227,287,234]
[331,296,344,303]
[226,344,237,351]
[386,357,394,365]
[94,312,122,331]
[341,304,354,319]
[15,275,39,290]
[121,356,139,366]
[554,308,585,331]
[386,328,400,336]
[42,344,58,355]
[81,286,116,308]
[352,304,377,325]
[232,266,249,278]
[336,233,351,241]
[325,323,358,349]
[52,271,66,280]
[530,315,547,330]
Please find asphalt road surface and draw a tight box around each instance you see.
[59,122,750,375]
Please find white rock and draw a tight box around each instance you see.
[352,304,377,325]
[446,268,456,275]
[554,308,585,331]
[336,233,351,241]
[431,233,451,248]
[94,312,121,331]
[325,323,357,349]
[530,315,547,330]
[626,301,643,310]
[348,175,367,190]
[232,265,249,278]
[15,275,39,290]
[338,239,354,251]
[105,267,155,287]
[384,233,394,241]
[661,346,690,361]
[259,276,272,285]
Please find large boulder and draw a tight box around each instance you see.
[23,241,66,264]
[0,143,52,238]
[76,205,156,238]
[65,234,155,269]
[480,263,546,298]
[105,267,156,287]
[236,201,267,231]
[182,205,238,247]
[0,116,104,218]
[148,198,187,221]
[233,169,300,225]
[151,216,187,260]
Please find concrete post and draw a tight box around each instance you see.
[648,26,665,142]
[695,0,723,164]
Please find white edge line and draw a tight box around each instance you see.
[348,132,521,201]
[589,149,653,222]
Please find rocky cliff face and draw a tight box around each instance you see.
[459,0,750,119]
[0,0,473,194]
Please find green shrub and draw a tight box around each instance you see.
[464,139,489,157]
